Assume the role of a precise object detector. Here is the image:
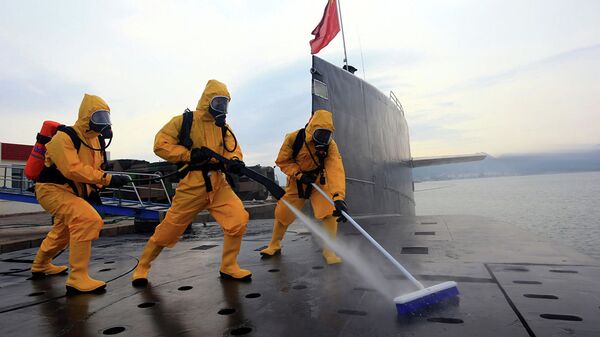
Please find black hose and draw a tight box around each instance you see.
[0,248,66,275]
[222,126,238,153]
[80,135,113,151]
[200,147,285,199]
[0,267,30,275]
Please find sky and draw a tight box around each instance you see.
[1,0,599,166]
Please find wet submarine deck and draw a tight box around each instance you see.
[1,214,599,337]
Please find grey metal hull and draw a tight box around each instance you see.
[311,56,415,216]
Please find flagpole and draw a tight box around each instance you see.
[336,0,349,70]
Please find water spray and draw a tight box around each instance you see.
[310,183,459,315]
[281,199,399,299]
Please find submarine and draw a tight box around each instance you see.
[0,56,598,337]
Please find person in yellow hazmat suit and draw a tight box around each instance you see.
[31,94,129,294]
[132,79,251,286]
[260,109,349,264]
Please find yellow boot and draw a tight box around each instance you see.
[65,240,106,294]
[322,216,342,265]
[31,247,68,277]
[132,240,163,287]
[259,221,287,257]
[220,235,252,280]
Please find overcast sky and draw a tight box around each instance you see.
[1,0,599,165]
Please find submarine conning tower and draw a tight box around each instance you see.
[311,56,415,216]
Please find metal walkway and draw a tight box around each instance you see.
[0,164,171,221]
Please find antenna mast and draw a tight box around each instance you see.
[337,0,349,69]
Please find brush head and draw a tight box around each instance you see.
[393,281,459,315]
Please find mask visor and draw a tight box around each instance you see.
[209,96,229,115]
[313,128,332,145]
[90,110,112,126]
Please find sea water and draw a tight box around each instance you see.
[415,171,600,259]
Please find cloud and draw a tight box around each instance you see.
[409,123,461,143]
[230,59,313,166]
[0,76,91,117]
[347,49,423,91]
[429,43,600,96]
[1,0,599,160]
[0,51,95,144]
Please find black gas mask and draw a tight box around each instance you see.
[208,96,229,127]
[313,128,332,146]
[313,128,331,163]
[89,109,113,140]
[312,128,331,185]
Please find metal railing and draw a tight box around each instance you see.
[102,171,172,208]
[389,90,405,116]
[0,164,171,209]
[0,164,33,194]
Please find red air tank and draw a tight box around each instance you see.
[25,121,62,181]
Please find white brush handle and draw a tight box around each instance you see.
[311,183,425,290]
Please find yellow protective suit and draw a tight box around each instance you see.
[150,80,248,245]
[133,80,251,284]
[261,110,346,264]
[32,94,112,292]
[35,94,112,242]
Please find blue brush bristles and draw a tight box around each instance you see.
[394,281,459,315]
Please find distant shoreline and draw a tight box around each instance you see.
[414,169,600,183]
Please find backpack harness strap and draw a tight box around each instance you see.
[177,109,235,192]
[37,126,105,205]
[291,128,329,199]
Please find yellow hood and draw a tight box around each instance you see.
[73,94,110,138]
[196,79,231,120]
[306,109,335,141]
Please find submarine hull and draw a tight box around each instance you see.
[311,56,415,216]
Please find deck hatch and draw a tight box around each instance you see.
[414,231,435,235]
[401,247,428,254]
[191,245,217,250]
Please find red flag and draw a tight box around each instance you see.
[310,0,340,54]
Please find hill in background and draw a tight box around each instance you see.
[413,148,600,181]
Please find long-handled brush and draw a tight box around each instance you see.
[311,183,459,315]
